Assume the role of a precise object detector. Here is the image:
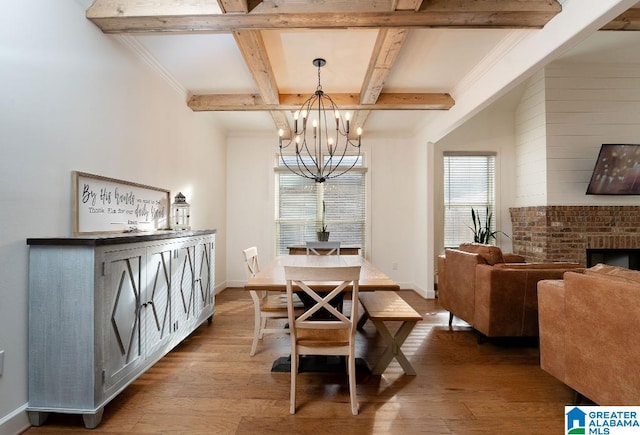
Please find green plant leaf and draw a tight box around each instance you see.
[469,207,510,244]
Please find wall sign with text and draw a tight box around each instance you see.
[73,171,170,234]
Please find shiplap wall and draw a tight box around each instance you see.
[514,70,548,207]
[545,62,640,205]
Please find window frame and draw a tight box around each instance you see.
[275,155,367,256]
[443,151,497,248]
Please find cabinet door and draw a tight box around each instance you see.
[145,244,174,357]
[194,237,215,318]
[173,242,196,336]
[102,248,144,390]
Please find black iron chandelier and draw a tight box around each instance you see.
[278,58,362,183]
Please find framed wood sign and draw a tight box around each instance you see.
[73,171,171,235]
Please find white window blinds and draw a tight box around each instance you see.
[443,152,496,248]
[275,160,366,255]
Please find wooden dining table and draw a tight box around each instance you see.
[244,254,400,373]
[244,254,400,293]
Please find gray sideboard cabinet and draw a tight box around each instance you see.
[26,230,216,429]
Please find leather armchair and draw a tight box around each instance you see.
[437,243,582,338]
[538,264,640,404]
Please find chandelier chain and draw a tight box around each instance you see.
[316,62,323,93]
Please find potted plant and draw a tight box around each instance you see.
[317,200,330,241]
[469,207,510,244]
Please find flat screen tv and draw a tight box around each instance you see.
[586,144,640,195]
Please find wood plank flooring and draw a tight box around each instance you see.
[23,289,574,434]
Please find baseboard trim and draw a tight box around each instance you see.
[0,404,30,435]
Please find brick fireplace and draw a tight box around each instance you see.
[509,206,640,266]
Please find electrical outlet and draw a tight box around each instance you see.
[0,350,4,376]
[392,262,398,271]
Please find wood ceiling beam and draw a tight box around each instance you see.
[86,1,562,33]
[394,0,424,11]
[231,29,291,136]
[223,0,291,136]
[187,92,454,111]
[355,29,408,128]
[217,0,249,14]
[351,0,422,137]
[600,8,640,30]
[218,0,264,14]
[252,0,396,13]
[232,31,278,103]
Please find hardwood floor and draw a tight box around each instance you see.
[23,289,574,434]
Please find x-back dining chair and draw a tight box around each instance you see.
[243,247,303,356]
[305,241,341,255]
[284,265,361,415]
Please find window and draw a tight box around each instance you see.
[276,157,366,254]
[443,152,496,248]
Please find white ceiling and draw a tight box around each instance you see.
[82,0,640,139]
[133,27,527,137]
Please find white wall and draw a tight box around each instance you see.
[514,70,549,207]
[225,132,432,295]
[545,61,640,205]
[0,2,226,432]
[226,134,279,285]
[368,135,428,295]
[432,106,517,262]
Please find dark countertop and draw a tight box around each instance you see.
[27,229,216,246]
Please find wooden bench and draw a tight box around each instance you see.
[358,291,422,375]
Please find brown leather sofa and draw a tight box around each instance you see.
[437,243,582,338]
[538,264,640,405]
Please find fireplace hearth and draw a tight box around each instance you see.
[587,249,640,270]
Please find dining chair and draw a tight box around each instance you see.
[243,247,303,356]
[305,241,341,255]
[284,265,361,415]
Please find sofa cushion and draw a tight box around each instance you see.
[458,243,505,265]
[503,253,526,263]
[585,263,640,284]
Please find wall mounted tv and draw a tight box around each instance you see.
[586,144,640,195]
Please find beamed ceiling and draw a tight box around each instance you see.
[84,0,640,140]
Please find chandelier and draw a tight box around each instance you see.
[278,58,362,183]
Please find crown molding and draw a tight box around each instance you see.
[115,35,187,98]
[451,30,532,100]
